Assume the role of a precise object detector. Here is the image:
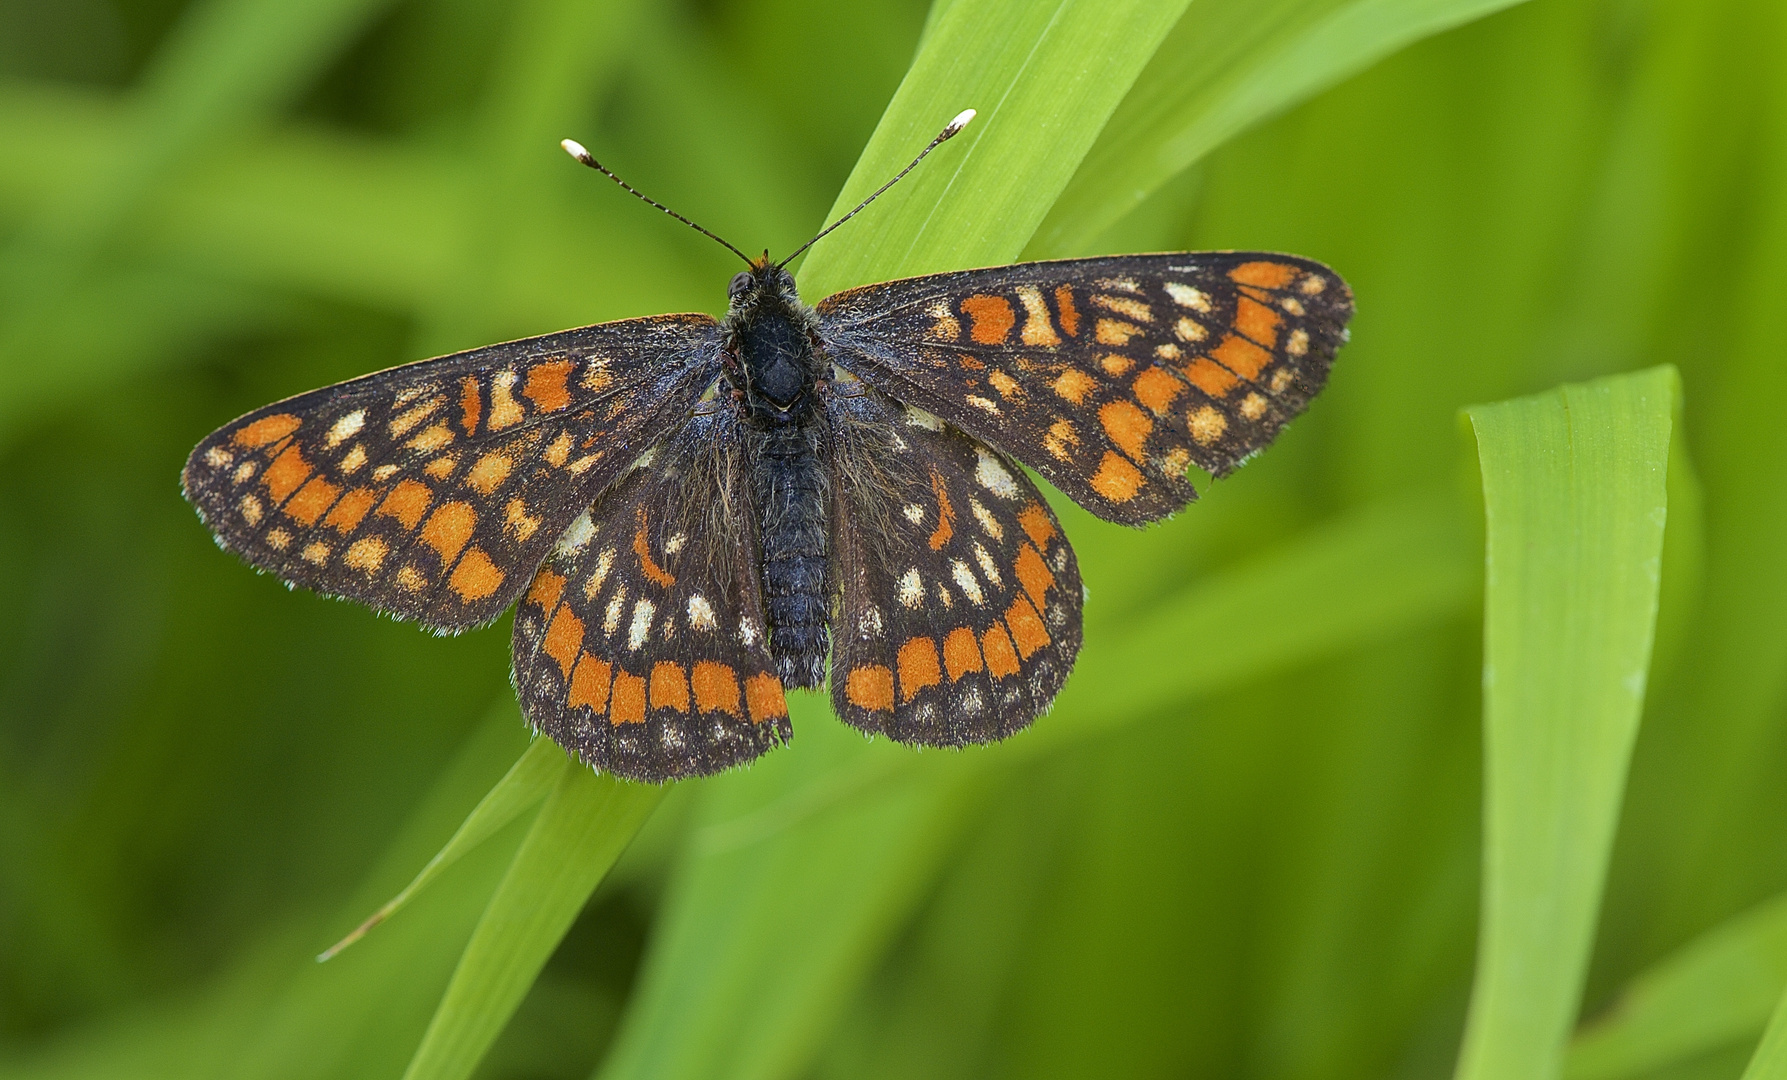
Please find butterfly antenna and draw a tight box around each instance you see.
[561,139,756,267]
[775,108,976,271]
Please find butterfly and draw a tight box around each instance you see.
[182,111,1353,782]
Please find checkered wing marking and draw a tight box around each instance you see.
[818,253,1353,526]
[511,406,789,782]
[826,382,1083,745]
[182,315,721,632]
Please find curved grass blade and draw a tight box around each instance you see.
[795,0,1193,297]
[1453,366,1678,1080]
[1742,990,1787,1080]
[399,761,663,1080]
[318,737,566,961]
[1566,890,1787,1080]
[1033,0,1536,256]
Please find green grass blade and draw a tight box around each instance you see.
[1742,991,1787,1080]
[1453,367,1678,1080]
[317,737,566,961]
[795,0,1193,297]
[1566,890,1787,1080]
[1033,0,1535,255]
[400,762,665,1080]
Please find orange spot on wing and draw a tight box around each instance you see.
[961,294,1015,345]
[569,654,612,712]
[928,469,955,551]
[421,501,477,562]
[650,661,690,713]
[1055,285,1080,336]
[1051,368,1097,404]
[344,536,387,571]
[981,623,1020,678]
[1229,261,1298,288]
[845,665,895,712]
[283,476,341,525]
[523,360,574,412]
[1005,596,1050,658]
[1090,451,1143,503]
[376,480,433,530]
[466,452,511,495]
[449,547,504,601]
[526,569,565,612]
[745,673,788,723]
[634,508,676,587]
[324,487,376,532]
[610,671,646,725]
[897,637,942,702]
[1235,296,1281,348]
[1185,358,1239,397]
[460,376,481,434]
[1017,503,1055,548]
[1099,399,1153,461]
[262,443,313,502]
[942,627,983,681]
[1133,368,1184,414]
[1015,543,1054,609]
[543,606,585,677]
[691,661,742,716]
[1212,334,1272,380]
[233,414,301,448]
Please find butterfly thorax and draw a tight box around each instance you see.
[722,262,831,689]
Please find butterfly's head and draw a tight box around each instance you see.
[726,255,801,320]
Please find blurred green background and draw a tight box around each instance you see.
[2,0,1785,1078]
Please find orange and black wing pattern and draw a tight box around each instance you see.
[182,315,721,632]
[511,404,790,781]
[817,253,1352,525]
[825,378,1082,745]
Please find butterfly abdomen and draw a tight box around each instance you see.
[754,417,830,689]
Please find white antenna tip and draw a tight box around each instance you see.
[561,138,591,162]
[945,109,976,136]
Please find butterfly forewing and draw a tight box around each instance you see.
[826,381,1083,745]
[183,314,721,631]
[817,253,1352,525]
[511,405,790,782]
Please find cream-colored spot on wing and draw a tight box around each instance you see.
[1270,369,1295,393]
[1164,282,1212,312]
[628,599,655,650]
[339,445,367,474]
[326,411,365,448]
[1093,295,1152,322]
[1095,277,1141,293]
[372,463,400,482]
[1175,317,1207,343]
[1240,392,1268,420]
[897,568,924,609]
[973,543,1001,586]
[1095,319,1142,345]
[926,300,961,342]
[967,395,1001,415]
[903,504,925,524]
[302,542,330,565]
[1280,296,1306,316]
[1300,274,1327,295]
[204,446,233,468]
[969,497,1003,539]
[556,511,595,554]
[906,405,944,431]
[406,423,454,453]
[1189,406,1228,445]
[1287,329,1309,357]
[950,560,985,605]
[604,586,628,635]
[265,527,291,551]
[664,532,686,555]
[975,450,1020,499]
[489,371,524,430]
[239,494,263,524]
[583,547,616,598]
[233,460,257,483]
[687,594,717,631]
[1016,285,1059,346]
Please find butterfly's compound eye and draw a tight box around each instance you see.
[729,272,754,300]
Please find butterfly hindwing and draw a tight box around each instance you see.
[511,405,790,782]
[826,380,1084,745]
[182,315,721,632]
[817,252,1353,525]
